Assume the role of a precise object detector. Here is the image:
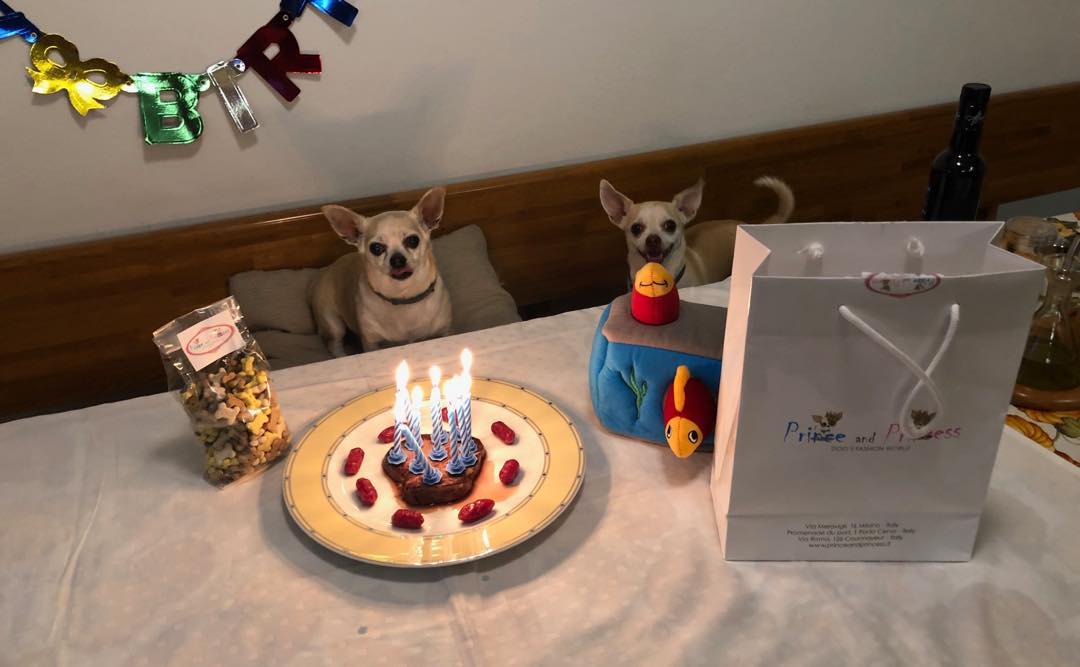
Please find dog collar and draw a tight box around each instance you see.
[370,277,438,305]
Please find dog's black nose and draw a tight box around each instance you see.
[645,234,663,251]
[389,252,407,269]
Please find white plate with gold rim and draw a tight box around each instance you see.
[283,378,585,567]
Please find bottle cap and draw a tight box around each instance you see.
[958,83,991,119]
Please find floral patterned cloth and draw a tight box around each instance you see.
[1006,405,1080,467]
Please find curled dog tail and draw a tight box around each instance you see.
[753,176,795,225]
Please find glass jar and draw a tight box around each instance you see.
[1002,216,1059,262]
[1017,270,1080,391]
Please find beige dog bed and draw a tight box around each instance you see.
[229,225,520,368]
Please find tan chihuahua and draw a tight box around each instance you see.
[312,188,452,355]
[600,176,795,287]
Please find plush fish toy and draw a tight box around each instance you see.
[630,262,679,325]
[662,365,716,457]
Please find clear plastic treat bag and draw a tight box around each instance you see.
[153,297,291,486]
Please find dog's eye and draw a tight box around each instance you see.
[368,242,386,256]
[662,220,677,234]
[630,223,645,237]
[404,235,420,250]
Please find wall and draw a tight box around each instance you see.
[1,0,1078,253]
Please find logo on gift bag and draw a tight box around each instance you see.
[785,411,845,443]
[863,272,941,298]
[784,408,961,450]
[882,410,962,444]
[910,410,935,429]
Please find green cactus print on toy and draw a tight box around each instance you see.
[624,367,648,416]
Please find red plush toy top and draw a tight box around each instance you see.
[630,262,679,325]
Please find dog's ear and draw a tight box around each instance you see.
[322,205,366,245]
[412,187,446,231]
[599,180,633,228]
[672,178,705,220]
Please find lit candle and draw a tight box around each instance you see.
[395,361,410,442]
[388,362,410,465]
[428,366,448,461]
[402,428,441,485]
[460,349,473,447]
[446,374,461,446]
[446,376,467,476]
[408,385,425,474]
[455,375,478,468]
[387,392,407,465]
[409,384,423,445]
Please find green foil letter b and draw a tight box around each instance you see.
[129,73,210,145]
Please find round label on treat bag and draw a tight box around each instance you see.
[177,311,245,371]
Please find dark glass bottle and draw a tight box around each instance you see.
[921,83,991,221]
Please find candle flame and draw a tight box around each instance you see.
[393,393,405,422]
[429,370,441,403]
[395,361,409,390]
[461,348,473,375]
[411,384,424,407]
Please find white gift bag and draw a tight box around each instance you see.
[711,222,1043,561]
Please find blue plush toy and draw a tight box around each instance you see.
[588,263,726,456]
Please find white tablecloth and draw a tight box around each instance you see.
[3,282,1078,667]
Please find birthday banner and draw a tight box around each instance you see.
[0,0,358,144]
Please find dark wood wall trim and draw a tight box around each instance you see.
[3,82,1078,419]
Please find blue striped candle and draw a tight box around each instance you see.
[403,427,441,485]
[408,385,423,446]
[387,393,407,465]
[456,379,477,467]
[428,366,448,461]
[446,376,467,475]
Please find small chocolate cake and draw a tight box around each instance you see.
[382,435,487,506]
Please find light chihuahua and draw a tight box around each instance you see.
[600,176,795,287]
[312,187,452,355]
